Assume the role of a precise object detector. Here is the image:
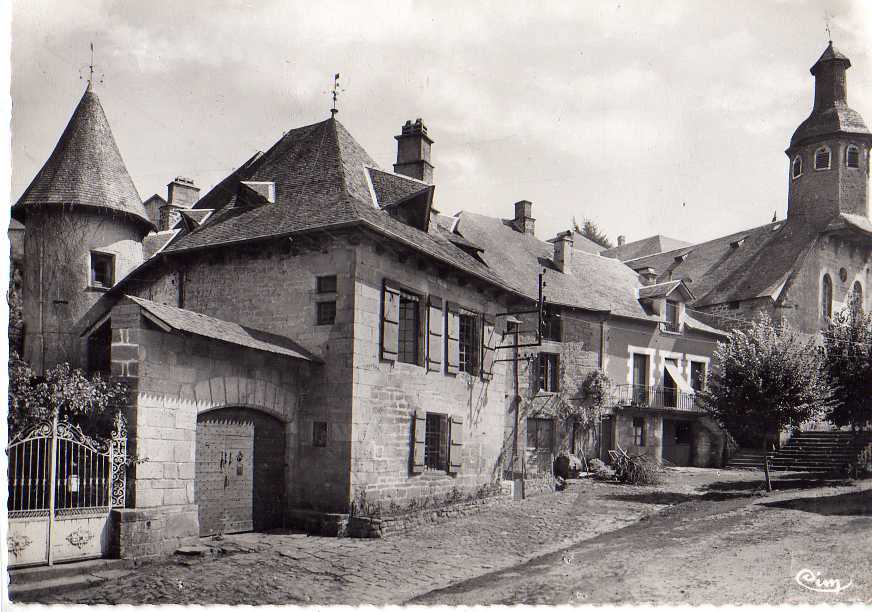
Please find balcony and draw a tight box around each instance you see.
[613,384,702,413]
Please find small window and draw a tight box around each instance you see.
[398,290,421,364]
[814,146,831,170]
[664,300,680,333]
[313,421,328,447]
[846,145,860,169]
[538,353,559,392]
[792,155,803,179]
[542,305,562,342]
[458,312,480,375]
[690,362,706,392]
[822,274,833,319]
[633,418,645,446]
[839,268,849,283]
[316,301,336,325]
[424,412,449,471]
[728,301,740,310]
[90,252,115,288]
[317,275,337,293]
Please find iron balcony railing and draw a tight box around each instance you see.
[613,384,702,413]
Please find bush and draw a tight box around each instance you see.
[588,458,616,481]
[608,446,664,485]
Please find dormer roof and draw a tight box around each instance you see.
[12,86,152,231]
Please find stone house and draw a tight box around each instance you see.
[618,43,872,336]
[451,205,728,473]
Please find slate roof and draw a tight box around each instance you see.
[601,235,693,261]
[791,43,871,147]
[570,230,608,254]
[143,230,180,260]
[637,280,693,301]
[126,295,319,361]
[830,213,872,236]
[625,219,821,308]
[454,212,658,321]
[368,168,430,207]
[164,118,514,292]
[12,86,152,230]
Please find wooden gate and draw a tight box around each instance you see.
[7,414,126,568]
[195,408,285,537]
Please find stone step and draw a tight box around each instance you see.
[9,560,134,602]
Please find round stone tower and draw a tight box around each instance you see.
[11,83,154,373]
[786,42,872,226]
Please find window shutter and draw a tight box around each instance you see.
[412,409,426,473]
[480,316,495,380]
[381,282,401,361]
[449,414,464,473]
[446,302,460,374]
[427,296,444,372]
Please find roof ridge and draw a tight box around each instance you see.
[625,220,784,264]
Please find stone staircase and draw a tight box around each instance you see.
[728,431,872,473]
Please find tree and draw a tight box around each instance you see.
[576,219,614,249]
[8,352,129,438]
[822,294,872,430]
[699,316,833,489]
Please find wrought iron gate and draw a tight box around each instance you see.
[7,414,126,567]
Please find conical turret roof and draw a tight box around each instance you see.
[12,85,152,230]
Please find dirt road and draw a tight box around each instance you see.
[411,473,872,606]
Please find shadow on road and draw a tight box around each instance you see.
[762,489,872,516]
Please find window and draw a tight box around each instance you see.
[814,146,831,170]
[632,353,649,405]
[313,422,328,447]
[728,301,740,310]
[398,291,421,364]
[538,352,559,392]
[633,418,645,446]
[822,274,833,319]
[542,305,562,342]
[792,155,803,179]
[690,361,706,393]
[851,281,863,314]
[176,269,186,308]
[424,413,449,470]
[90,252,115,288]
[846,145,860,169]
[317,274,337,293]
[526,417,554,451]
[458,312,480,375]
[664,300,680,333]
[316,301,336,325]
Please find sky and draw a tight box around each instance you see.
[8,0,872,246]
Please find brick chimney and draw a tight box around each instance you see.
[513,200,535,235]
[638,267,658,286]
[552,230,573,274]
[394,119,434,184]
[617,235,626,247]
[167,177,199,209]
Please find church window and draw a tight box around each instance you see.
[821,274,833,320]
[791,155,802,179]
[90,252,115,289]
[814,146,831,170]
[851,281,863,314]
[846,145,860,169]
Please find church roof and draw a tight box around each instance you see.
[811,41,851,74]
[165,117,513,293]
[601,234,693,261]
[625,219,820,308]
[12,86,151,230]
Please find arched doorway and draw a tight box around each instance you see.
[195,407,286,536]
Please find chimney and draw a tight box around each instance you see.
[552,230,573,274]
[513,200,535,235]
[617,235,626,247]
[167,177,200,209]
[638,267,658,286]
[394,119,434,184]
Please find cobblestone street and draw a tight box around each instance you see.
[35,468,755,605]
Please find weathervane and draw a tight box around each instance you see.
[824,12,833,44]
[80,42,103,89]
[330,73,343,117]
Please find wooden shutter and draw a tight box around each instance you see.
[412,409,426,473]
[480,316,495,381]
[381,282,401,361]
[445,302,460,374]
[427,296,444,372]
[448,414,464,473]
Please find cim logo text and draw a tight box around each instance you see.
[795,568,853,594]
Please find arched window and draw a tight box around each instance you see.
[821,274,833,319]
[846,145,860,169]
[815,146,831,170]
[851,280,863,314]
[792,155,803,179]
